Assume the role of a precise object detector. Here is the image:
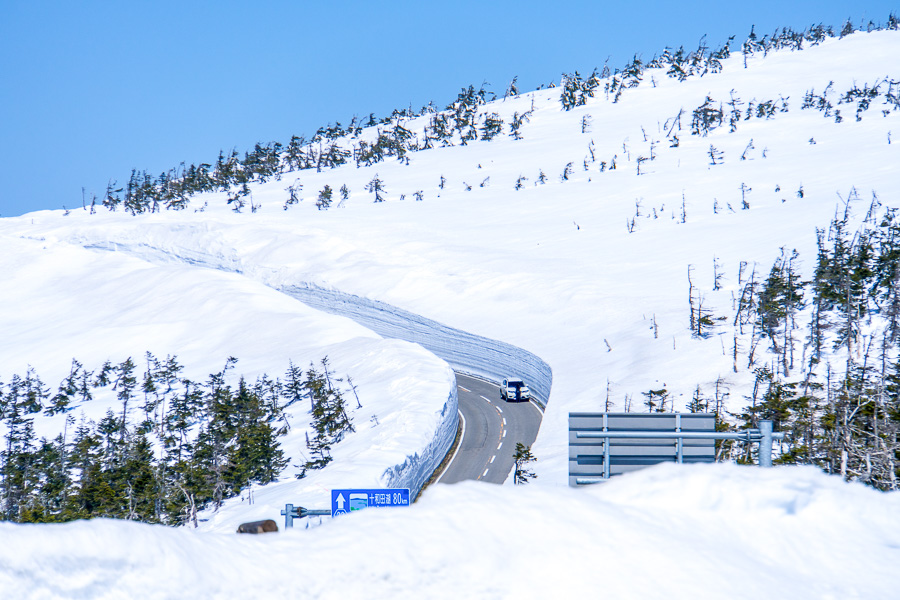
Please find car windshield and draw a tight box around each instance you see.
[509,381,523,388]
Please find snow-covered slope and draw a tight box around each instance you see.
[0,232,459,528]
[7,31,898,477]
[1,27,899,596]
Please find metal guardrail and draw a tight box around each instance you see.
[569,413,785,485]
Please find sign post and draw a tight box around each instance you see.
[331,488,410,517]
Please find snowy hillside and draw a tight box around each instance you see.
[1,24,900,597]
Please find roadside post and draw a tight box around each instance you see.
[281,504,332,529]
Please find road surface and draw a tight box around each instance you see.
[439,373,543,484]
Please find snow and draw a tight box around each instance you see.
[1,464,898,599]
[1,29,900,596]
[0,232,459,521]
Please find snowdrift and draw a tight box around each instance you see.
[1,464,897,599]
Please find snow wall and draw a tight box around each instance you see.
[383,386,459,499]
[78,239,544,495]
[280,284,553,408]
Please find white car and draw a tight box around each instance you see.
[501,377,531,402]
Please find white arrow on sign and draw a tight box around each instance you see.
[336,493,346,511]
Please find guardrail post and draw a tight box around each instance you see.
[759,420,774,468]
[603,413,610,479]
[675,414,683,464]
[281,503,296,529]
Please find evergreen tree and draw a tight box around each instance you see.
[316,185,333,210]
[299,359,354,475]
[508,110,531,140]
[2,390,37,520]
[366,174,386,202]
[691,96,724,136]
[103,180,123,211]
[642,388,670,412]
[480,113,503,140]
[284,179,302,209]
[46,360,82,416]
[20,435,68,523]
[21,367,49,415]
[121,430,159,522]
[114,358,137,442]
[513,443,536,484]
[757,249,804,373]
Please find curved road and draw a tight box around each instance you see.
[439,373,543,484]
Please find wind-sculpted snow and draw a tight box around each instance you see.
[281,284,553,408]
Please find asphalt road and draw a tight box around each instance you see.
[439,373,543,485]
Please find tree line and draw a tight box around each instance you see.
[679,194,900,490]
[80,14,897,215]
[0,354,355,525]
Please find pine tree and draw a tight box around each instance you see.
[2,389,37,520]
[20,435,69,523]
[642,388,669,412]
[223,378,287,493]
[504,76,519,99]
[688,386,709,412]
[103,180,123,211]
[508,110,531,140]
[691,96,724,136]
[316,185,333,210]
[480,113,504,140]
[113,358,137,442]
[121,430,159,522]
[366,174,386,202]
[46,360,82,416]
[284,179,302,209]
[513,443,537,484]
[300,360,354,475]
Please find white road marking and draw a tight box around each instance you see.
[497,442,503,450]
[438,410,466,484]
[482,468,489,477]
[502,430,507,438]
[480,395,492,403]
[490,455,496,464]
[496,406,503,413]
[458,385,470,392]
[503,418,507,426]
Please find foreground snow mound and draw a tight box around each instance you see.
[1,464,897,599]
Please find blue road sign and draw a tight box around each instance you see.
[331,488,410,517]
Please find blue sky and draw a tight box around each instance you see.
[1,0,897,217]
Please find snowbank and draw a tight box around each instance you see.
[0,233,458,529]
[1,464,897,599]
[282,283,552,407]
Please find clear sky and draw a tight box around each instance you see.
[1,0,897,217]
